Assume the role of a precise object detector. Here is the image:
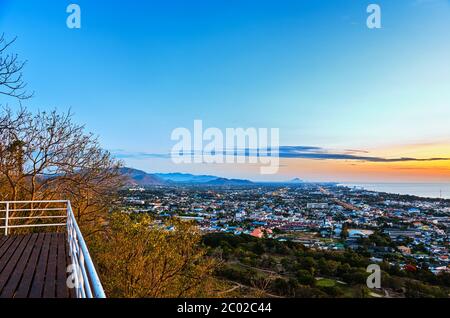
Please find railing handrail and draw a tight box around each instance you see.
[0,201,67,234]
[66,201,106,298]
[0,200,106,298]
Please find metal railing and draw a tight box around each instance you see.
[0,200,106,298]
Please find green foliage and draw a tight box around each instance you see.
[90,212,217,298]
[296,270,315,286]
[404,280,448,298]
[202,232,450,298]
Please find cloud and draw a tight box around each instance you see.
[276,146,450,162]
[111,146,450,163]
[111,149,171,159]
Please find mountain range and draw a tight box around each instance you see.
[120,168,254,186]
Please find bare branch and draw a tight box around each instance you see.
[0,34,33,100]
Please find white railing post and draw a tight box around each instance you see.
[5,202,9,236]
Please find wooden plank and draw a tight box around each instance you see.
[14,234,45,298]
[0,236,15,260]
[29,233,52,298]
[56,233,69,298]
[0,236,7,249]
[0,235,31,294]
[0,236,24,274]
[43,233,58,298]
[0,233,72,298]
[0,234,38,298]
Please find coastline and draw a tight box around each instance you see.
[339,182,450,200]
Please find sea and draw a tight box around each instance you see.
[339,183,450,200]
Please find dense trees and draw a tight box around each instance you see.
[91,213,218,298]
[204,232,450,298]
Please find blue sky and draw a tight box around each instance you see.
[1,0,449,181]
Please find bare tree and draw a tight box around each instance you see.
[0,107,125,231]
[0,34,32,100]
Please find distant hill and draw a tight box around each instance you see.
[289,178,304,183]
[120,168,253,186]
[154,173,218,183]
[120,168,165,186]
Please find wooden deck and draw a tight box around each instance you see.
[0,233,72,298]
